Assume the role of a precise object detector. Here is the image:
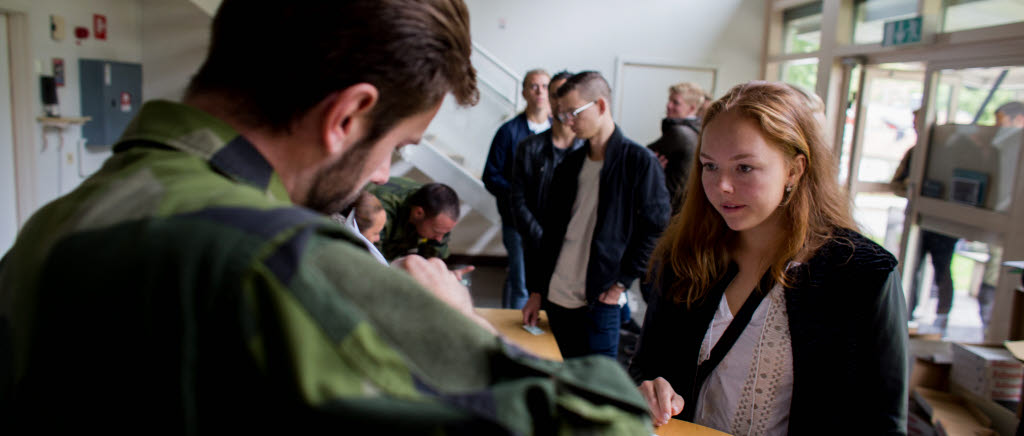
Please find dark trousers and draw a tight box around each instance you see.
[978,284,995,331]
[543,300,621,359]
[500,224,528,309]
[907,230,958,317]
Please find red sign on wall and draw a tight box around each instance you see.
[120,92,132,112]
[93,14,107,40]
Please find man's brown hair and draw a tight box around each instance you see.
[522,69,550,89]
[668,82,706,108]
[556,71,612,108]
[354,191,385,233]
[187,0,478,144]
[407,183,460,220]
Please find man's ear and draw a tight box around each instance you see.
[322,83,379,155]
[597,98,609,116]
[410,206,425,222]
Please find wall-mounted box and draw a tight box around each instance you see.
[79,59,142,147]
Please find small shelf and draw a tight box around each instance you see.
[37,116,91,128]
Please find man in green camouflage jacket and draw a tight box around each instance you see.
[369,177,457,261]
[0,1,651,434]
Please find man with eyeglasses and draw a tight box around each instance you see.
[483,69,552,310]
[522,71,670,359]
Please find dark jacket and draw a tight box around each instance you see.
[629,229,908,435]
[526,126,670,303]
[0,101,652,434]
[483,113,534,222]
[647,117,700,214]
[507,130,584,252]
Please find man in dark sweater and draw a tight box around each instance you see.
[648,82,705,215]
[508,71,582,260]
[483,69,552,310]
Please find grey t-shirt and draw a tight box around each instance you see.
[547,156,603,309]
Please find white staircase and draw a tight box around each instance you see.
[397,41,525,256]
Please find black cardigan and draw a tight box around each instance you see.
[524,126,670,304]
[629,229,908,435]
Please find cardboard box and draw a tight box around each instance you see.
[952,344,1024,402]
[913,387,997,436]
[912,356,952,392]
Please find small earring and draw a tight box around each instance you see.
[785,185,793,193]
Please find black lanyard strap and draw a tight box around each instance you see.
[683,267,775,421]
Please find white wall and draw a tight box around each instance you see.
[467,0,762,92]
[0,0,143,215]
[140,0,209,102]
[1,14,17,253]
[431,0,765,175]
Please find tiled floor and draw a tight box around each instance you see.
[463,264,506,309]
[910,289,986,343]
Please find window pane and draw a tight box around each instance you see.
[923,65,1024,212]
[853,192,909,255]
[781,59,819,92]
[783,2,823,53]
[944,0,1024,32]
[906,230,998,343]
[839,63,865,186]
[853,0,920,44]
[857,65,924,183]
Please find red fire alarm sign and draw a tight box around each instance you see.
[93,14,107,40]
[120,92,132,112]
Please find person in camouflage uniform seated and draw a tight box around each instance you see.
[369,177,458,261]
[0,1,651,434]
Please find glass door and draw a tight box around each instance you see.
[842,62,926,257]
[902,59,1024,342]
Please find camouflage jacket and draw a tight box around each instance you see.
[368,177,451,261]
[0,100,650,434]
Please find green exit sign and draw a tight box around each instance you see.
[883,16,923,46]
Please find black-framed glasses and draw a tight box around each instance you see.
[557,101,595,123]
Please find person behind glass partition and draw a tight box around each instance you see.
[892,109,960,329]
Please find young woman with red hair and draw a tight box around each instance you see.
[630,81,908,435]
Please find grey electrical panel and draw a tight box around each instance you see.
[79,59,142,147]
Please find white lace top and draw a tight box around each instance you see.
[693,281,794,436]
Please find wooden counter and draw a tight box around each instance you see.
[476,309,729,434]
[475,308,562,361]
[656,419,732,435]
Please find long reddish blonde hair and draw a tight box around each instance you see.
[649,81,857,306]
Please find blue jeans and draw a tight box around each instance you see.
[544,300,621,359]
[500,225,528,309]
